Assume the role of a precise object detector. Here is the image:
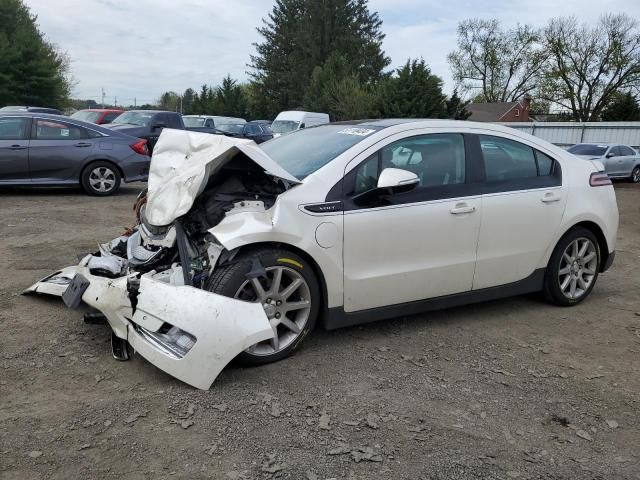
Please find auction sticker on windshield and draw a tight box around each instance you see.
[337,128,376,136]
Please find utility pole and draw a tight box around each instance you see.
[101,88,105,109]
[114,96,117,108]
[134,97,137,108]
[179,96,183,114]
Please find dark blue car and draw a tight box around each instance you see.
[0,112,150,196]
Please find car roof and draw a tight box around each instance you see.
[0,111,132,137]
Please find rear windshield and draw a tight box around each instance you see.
[71,111,101,123]
[261,124,381,179]
[112,111,154,127]
[568,144,608,156]
[183,117,205,128]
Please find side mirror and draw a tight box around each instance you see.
[299,123,306,129]
[606,152,615,158]
[377,168,419,193]
[151,122,167,131]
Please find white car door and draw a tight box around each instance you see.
[472,133,567,290]
[341,132,482,312]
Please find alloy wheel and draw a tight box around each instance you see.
[89,166,116,193]
[234,266,311,356]
[632,167,640,183]
[558,237,598,300]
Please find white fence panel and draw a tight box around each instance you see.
[498,122,640,148]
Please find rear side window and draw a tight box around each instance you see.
[480,135,556,181]
[0,117,29,140]
[33,119,85,140]
[619,145,635,156]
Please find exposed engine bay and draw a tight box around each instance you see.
[109,154,290,288]
[25,130,303,389]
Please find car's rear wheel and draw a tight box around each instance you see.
[543,227,600,306]
[81,161,121,196]
[631,166,640,183]
[206,249,320,365]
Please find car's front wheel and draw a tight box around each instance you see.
[81,161,121,196]
[630,166,640,183]
[206,249,320,365]
[543,227,600,306]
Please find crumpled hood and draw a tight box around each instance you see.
[145,129,300,226]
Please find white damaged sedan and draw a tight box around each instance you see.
[27,120,619,389]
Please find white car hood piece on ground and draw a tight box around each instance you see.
[145,129,300,227]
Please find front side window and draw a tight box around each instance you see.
[349,133,466,196]
[33,119,84,140]
[0,117,29,140]
[183,117,205,128]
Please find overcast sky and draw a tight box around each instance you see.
[25,0,640,105]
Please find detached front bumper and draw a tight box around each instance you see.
[27,262,273,390]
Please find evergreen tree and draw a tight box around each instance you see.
[304,53,376,120]
[213,75,247,117]
[250,0,390,117]
[601,91,640,121]
[0,0,71,108]
[445,89,471,120]
[377,59,447,118]
[182,88,196,115]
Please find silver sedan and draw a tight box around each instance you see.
[568,143,640,183]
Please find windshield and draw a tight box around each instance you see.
[271,120,300,134]
[261,124,380,179]
[568,144,608,157]
[71,111,101,123]
[183,117,205,128]
[112,111,154,127]
[217,123,244,134]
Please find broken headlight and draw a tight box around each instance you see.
[132,322,196,359]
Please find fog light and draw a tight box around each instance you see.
[133,322,196,359]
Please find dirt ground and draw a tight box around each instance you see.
[1,182,639,480]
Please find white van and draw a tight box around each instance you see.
[270,111,329,137]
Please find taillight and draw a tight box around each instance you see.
[130,139,149,156]
[590,171,612,186]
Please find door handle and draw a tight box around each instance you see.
[74,142,92,147]
[450,204,476,215]
[7,145,27,150]
[541,193,561,203]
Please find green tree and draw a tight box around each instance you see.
[249,0,390,118]
[182,88,196,115]
[445,89,471,120]
[157,91,180,111]
[448,19,546,103]
[601,91,640,121]
[213,75,247,117]
[540,14,640,121]
[0,0,72,108]
[377,59,447,118]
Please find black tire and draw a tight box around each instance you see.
[543,227,600,306]
[81,161,121,196]
[206,248,320,365]
[630,166,640,183]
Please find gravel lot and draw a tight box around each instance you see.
[1,182,639,480]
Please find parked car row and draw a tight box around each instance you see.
[0,112,150,196]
